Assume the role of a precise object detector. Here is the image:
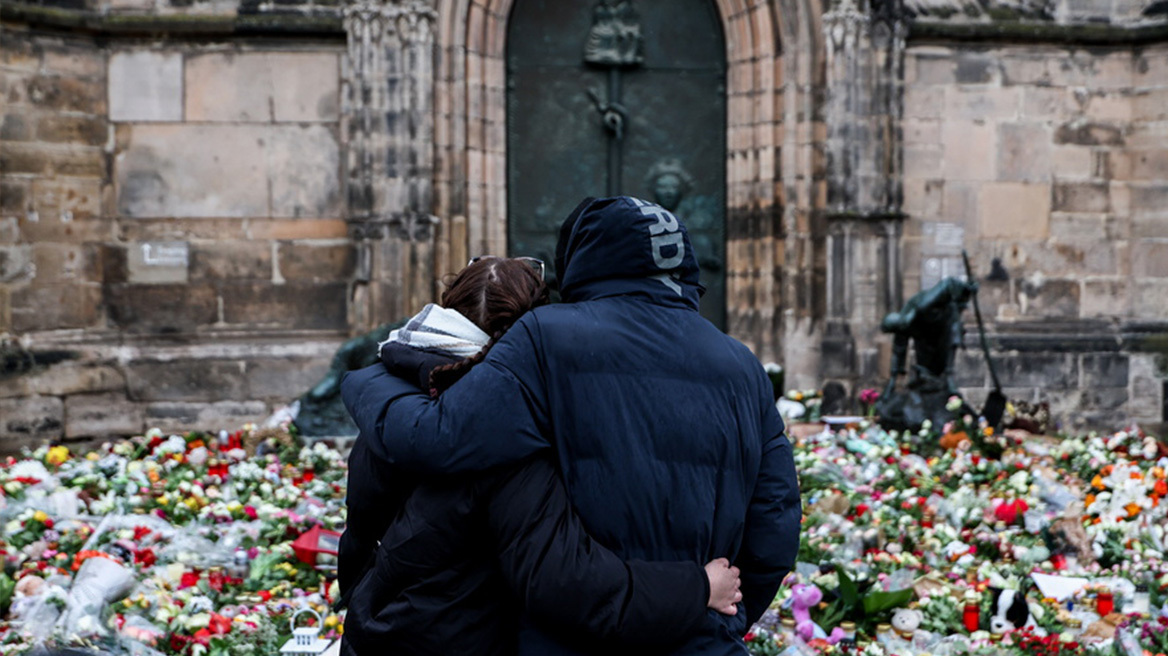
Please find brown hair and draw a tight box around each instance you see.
[427,257,549,394]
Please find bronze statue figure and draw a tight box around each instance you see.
[875,277,978,432]
[294,321,403,437]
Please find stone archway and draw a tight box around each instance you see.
[429,0,821,362]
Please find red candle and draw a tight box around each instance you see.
[963,596,980,632]
[1096,591,1113,616]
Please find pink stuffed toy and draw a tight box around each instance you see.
[790,583,846,644]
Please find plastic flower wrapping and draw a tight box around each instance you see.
[747,419,1168,656]
[0,426,347,656]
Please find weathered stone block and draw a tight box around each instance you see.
[1019,278,1080,318]
[1,112,31,141]
[1049,145,1094,180]
[267,126,342,218]
[903,179,944,218]
[36,115,106,145]
[997,123,1051,182]
[11,284,101,331]
[190,241,272,280]
[104,283,218,330]
[955,54,998,84]
[904,86,945,119]
[944,86,1020,121]
[116,125,340,219]
[184,52,340,123]
[1135,281,1168,318]
[277,242,355,282]
[996,352,1079,388]
[1022,87,1076,120]
[942,120,996,180]
[26,75,105,113]
[0,143,51,175]
[31,243,100,283]
[126,360,247,402]
[220,282,348,329]
[1081,353,1130,388]
[247,219,349,240]
[1135,242,1168,278]
[1081,280,1128,318]
[108,51,182,122]
[911,54,955,85]
[246,357,331,400]
[117,125,266,218]
[1053,182,1109,213]
[0,396,63,444]
[65,393,145,438]
[903,144,943,180]
[942,181,979,227]
[11,363,126,398]
[144,401,268,434]
[30,178,103,222]
[117,218,248,242]
[1130,150,1168,181]
[1,181,27,213]
[41,48,104,79]
[1054,122,1124,146]
[979,182,1051,239]
[0,246,32,282]
[48,146,106,178]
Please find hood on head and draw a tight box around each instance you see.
[554,196,704,309]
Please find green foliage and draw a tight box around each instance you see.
[815,566,915,635]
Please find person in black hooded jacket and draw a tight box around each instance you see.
[342,196,802,655]
[339,256,744,656]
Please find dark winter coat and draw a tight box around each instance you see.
[341,195,802,655]
[340,344,711,656]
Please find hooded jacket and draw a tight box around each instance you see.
[341,196,802,655]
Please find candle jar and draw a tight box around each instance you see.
[1096,590,1114,616]
[840,621,856,642]
[963,593,981,632]
[1131,585,1150,615]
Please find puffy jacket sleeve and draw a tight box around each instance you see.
[737,383,802,628]
[486,457,710,646]
[340,316,552,473]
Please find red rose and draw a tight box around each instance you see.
[179,571,199,589]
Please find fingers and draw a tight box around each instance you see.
[712,557,730,568]
[717,603,738,616]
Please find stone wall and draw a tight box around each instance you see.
[900,40,1168,429]
[0,27,349,454]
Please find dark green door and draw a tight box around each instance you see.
[507,0,727,328]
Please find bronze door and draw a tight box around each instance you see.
[506,0,727,328]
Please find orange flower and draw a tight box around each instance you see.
[1152,467,1166,480]
[1126,502,1142,518]
[1091,475,1105,490]
[1101,464,1115,477]
[1131,471,1144,480]
[1155,480,1168,497]
[1085,493,1096,507]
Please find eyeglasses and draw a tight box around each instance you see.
[468,256,545,281]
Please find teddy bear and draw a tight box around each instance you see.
[891,607,923,639]
[788,583,845,644]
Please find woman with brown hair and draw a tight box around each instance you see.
[339,256,741,656]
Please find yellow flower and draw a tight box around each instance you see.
[32,510,49,523]
[46,446,69,466]
[324,615,339,629]
[158,496,170,506]
[86,452,100,461]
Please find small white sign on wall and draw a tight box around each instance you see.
[141,242,189,267]
[921,222,966,290]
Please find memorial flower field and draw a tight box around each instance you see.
[0,409,1166,656]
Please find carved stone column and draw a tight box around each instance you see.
[820,0,907,385]
[343,0,439,329]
